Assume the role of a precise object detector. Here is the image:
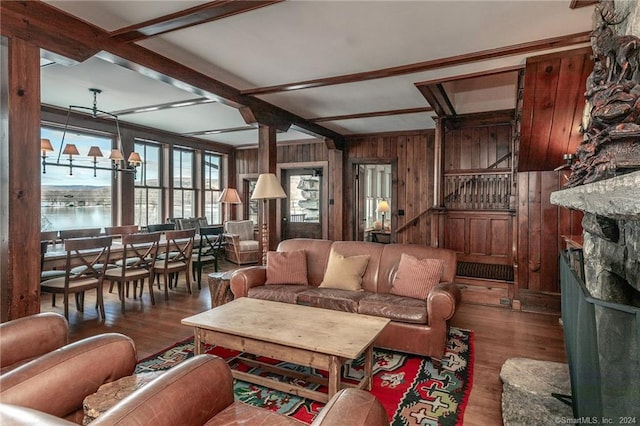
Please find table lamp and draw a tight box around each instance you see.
[217,188,242,222]
[376,199,390,231]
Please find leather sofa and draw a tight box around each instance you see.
[0,355,389,426]
[231,239,461,362]
[0,313,137,424]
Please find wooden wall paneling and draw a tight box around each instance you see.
[546,53,589,164]
[328,148,343,241]
[496,125,511,168]
[469,217,488,256]
[526,172,542,291]
[540,171,560,292]
[489,216,511,258]
[516,172,530,296]
[406,137,417,242]
[445,217,467,253]
[396,136,407,244]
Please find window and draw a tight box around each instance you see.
[134,141,162,227]
[172,147,194,219]
[244,178,258,225]
[41,126,113,231]
[203,152,222,224]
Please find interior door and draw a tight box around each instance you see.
[281,169,322,240]
[354,163,392,242]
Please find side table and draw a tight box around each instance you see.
[208,271,235,308]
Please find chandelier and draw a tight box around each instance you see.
[40,88,142,177]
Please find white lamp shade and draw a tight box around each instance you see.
[218,188,242,204]
[376,200,391,213]
[251,173,286,200]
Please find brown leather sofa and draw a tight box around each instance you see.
[0,355,389,426]
[0,313,137,423]
[231,239,461,362]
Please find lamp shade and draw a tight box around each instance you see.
[127,152,142,165]
[41,138,54,152]
[62,144,80,156]
[251,173,286,200]
[109,149,124,161]
[87,146,104,157]
[218,188,242,204]
[376,200,391,213]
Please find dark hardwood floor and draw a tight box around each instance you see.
[40,260,566,426]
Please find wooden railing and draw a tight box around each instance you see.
[444,170,513,210]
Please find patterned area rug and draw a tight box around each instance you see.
[136,327,474,425]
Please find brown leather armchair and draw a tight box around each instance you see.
[0,355,389,426]
[0,313,136,424]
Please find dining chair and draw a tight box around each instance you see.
[59,228,102,241]
[104,225,139,237]
[40,230,59,245]
[192,225,224,289]
[147,223,175,233]
[154,229,196,300]
[40,236,113,320]
[103,232,161,313]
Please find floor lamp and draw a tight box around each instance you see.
[217,188,242,223]
[251,173,286,265]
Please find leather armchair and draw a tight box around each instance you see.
[0,355,389,426]
[0,313,136,424]
[223,220,260,265]
[0,312,69,374]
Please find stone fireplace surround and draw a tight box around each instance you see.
[550,171,639,420]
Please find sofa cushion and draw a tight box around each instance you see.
[319,249,370,291]
[265,250,308,285]
[297,288,368,313]
[247,285,310,304]
[390,253,444,300]
[358,293,428,324]
[239,240,259,251]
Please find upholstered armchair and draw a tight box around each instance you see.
[223,220,259,265]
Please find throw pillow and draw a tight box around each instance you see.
[391,253,445,300]
[319,249,370,291]
[265,250,308,285]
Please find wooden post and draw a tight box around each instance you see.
[431,117,445,247]
[1,38,42,321]
[257,124,278,254]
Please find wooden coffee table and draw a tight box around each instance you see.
[182,298,389,403]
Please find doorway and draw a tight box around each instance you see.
[354,163,392,242]
[281,169,322,240]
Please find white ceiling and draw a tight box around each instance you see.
[40,0,595,148]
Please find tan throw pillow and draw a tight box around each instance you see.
[319,249,370,291]
[391,253,444,300]
[265,250,308,285]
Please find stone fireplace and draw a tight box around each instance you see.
[549,0,640,419]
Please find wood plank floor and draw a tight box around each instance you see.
[40,261,567,426]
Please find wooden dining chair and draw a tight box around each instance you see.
[192,225,224,289]
[40,236,113,320]
[59,228,102,241]
[104,225,139,237]
[147,223,175,233]
[154,229,196,300]
[103,232,161,313]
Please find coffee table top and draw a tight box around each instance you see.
[182,298,390,359]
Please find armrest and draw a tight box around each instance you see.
[0,333,136,419]
[312,389,389,426]
[229,266,267,298]
[93,355,234,426]
[427,281,461,325]
[0,313,69,372]
[0,403,76,426]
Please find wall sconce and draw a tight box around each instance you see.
[43,88,142,178]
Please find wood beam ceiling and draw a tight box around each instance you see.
[308,107,433,123]
[416,84,456,118]
[0,0,345,148]
[241,32,591,96]
[109,0,283,43]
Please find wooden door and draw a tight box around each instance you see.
[281,169,322,240]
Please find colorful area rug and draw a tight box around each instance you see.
[136,327,474,425]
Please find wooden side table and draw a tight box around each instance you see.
[208,271,235,308]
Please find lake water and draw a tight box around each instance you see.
[42,206,111,230]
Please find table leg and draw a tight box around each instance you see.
[364,344,374,390]
[328,355,342,399]
[194,329,204,355]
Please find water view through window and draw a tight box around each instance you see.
[41,127,112,231]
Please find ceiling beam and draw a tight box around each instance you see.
[241,31,591,96]
[416,84,456,118]
[308,107,433,123]
[110,97,216,116]
[1,0,344,148]
[413,64,523,87]
[181,125,256,136]
[110,0,284,43]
